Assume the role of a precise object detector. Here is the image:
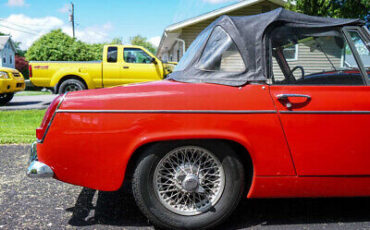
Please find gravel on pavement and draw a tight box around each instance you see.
[0,145,369,230]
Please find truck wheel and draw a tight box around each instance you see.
[132,141,245,230]
[58,79,86,94]
[0,93,14,105]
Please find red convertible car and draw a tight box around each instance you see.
[27,9,370,230]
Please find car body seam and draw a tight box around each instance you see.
[56,109,278,114]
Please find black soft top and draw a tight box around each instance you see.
[168,8,364,86]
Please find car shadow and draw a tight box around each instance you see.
[68,187,370,229]
[216,197,370,229]
[7,101,42,106]
[67,186,150,227]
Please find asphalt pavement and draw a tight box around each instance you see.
[1,145,370,230]
[0,94,57,111]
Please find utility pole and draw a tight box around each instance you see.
[69,2,75,38]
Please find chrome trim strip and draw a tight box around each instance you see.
[38,92,68,143]
[280,111,370,114]
[56,109,277,114]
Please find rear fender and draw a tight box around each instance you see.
[50,69,94,89]
[122,129,255,183]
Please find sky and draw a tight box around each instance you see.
[0,0,240,50]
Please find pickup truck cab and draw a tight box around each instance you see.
[29,45,176,94]
[0,67,25,105]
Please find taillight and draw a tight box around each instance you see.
[36,95,63,141]
[28,64,32,78]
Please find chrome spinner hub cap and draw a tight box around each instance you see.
[182,174,199,192]
[153,146,225,216]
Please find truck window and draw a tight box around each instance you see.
[124,48,152,64]
[107,47,118,63]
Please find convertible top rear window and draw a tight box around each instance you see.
[174,28,212,72]
[196,26,245,73]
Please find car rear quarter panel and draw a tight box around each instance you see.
[37,81,295,191]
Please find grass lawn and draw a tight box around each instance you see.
[15,91,52,96]
[0,110,45,144]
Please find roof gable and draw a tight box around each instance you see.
[0,36,16,52]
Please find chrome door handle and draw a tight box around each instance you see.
[277,94,311,100]
[277,94,311,109]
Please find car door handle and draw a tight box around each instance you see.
[277,94,311,109]
[123,66,129,69]
[277,94,311,100]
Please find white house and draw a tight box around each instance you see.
[157,0,287,62]
[0,36,16,68]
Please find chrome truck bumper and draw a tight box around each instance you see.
[26,142,54,178]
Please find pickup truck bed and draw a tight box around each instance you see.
[29,45,176,93]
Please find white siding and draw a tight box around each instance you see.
[168,1,280,61]
[220,50,245,72]
[0,41,15,68]
[272,37,343,80]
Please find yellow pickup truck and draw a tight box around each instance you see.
[0,67,25,105]
[29,45,176,94]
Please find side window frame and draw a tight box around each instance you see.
[123,48,154,64]
[106,46,118,63]
[342,26,370,86]
[266,26,369,86]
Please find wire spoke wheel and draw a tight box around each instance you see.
[153,146,225,216]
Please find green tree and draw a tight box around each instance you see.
[25,29,103,61]
[129,35,157,54]
[13,41,26,56]
[87,43,105,60]
[286,0,370,22]
[25,29,75,61]
[110,37,123,45]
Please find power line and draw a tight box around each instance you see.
[0,24,38,35]
[0,18,40,34]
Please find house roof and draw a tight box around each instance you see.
[165,0,286,33]
[157,0,286,56]
[0,36,16,52]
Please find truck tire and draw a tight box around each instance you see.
[0,93,14,106]
[58,79,86,94]
[132,141,245,230]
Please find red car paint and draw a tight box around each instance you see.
[36,79,370,197]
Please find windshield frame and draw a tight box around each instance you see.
[342,26,370,85]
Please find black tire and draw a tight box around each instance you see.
[132,141,245,230]
[0,93,14,105]
[58,79,86,94]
